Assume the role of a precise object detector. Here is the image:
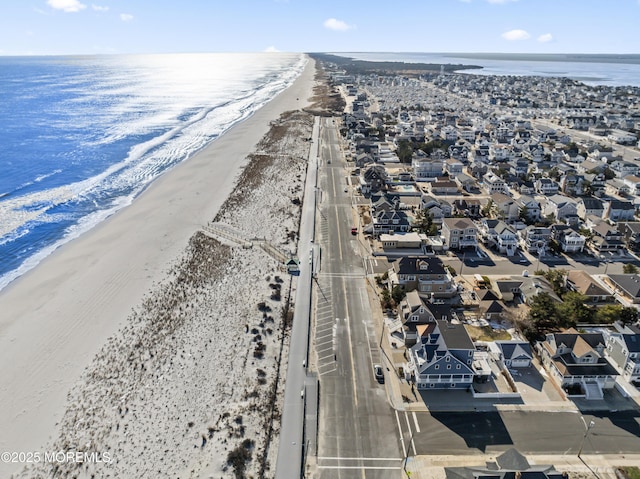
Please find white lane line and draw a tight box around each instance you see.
[318,457,402,461]
[395,410,406,458]
[412,412,421,433]
[404,412,417,456]
[317,466,401,470]
[317,353,336,362]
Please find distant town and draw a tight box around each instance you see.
[305,54,640,478]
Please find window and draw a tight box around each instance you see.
[451,384,456,388]
[435,365,439,370]
[447,365,451,370]
[456,365,461,369]
[446,356,450,362]
[430,384,435,388]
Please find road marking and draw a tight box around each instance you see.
[317,466,401,470]
[315,332,333,341]
[317,353,336,362]
[395,410,406,458]
[318,457,402,461]
[403,412,417,456]
[412,412,421,433]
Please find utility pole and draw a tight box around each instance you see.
[577,416,596,458]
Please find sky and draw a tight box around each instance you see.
[0,0,639,56]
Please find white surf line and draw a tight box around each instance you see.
[412,411,421,433]
[395,410,407,458]
[404,411,417,456]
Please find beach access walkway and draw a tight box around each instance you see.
[201,222,290,263]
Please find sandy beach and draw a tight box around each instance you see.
[0,56,316,478]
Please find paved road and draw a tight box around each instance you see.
[314,117,403,478]
[405,410,640,456]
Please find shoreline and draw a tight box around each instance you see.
[0,56,315,476]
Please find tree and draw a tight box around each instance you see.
[527,292,560,338]
[595,304,624,324]
[620,306,640,325]
[391,285,405,305]
[413,209,438,236]
[623,263,639,274]
[519,205,531,224]
[539,269,567,296]
[482,199,494,218]
[397,140,413,163]
[557,292,593,325]
[380,289,393,309]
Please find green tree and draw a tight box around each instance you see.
[595,304,624,324]
[539,269,567,296]
[380,289,393,309]
[482,199,494,218]
[620,306,640,325]
[391,285,405,305]
[413,209,438,236]
[527,292,560,338]
[519,205,531,224]
[557,292,593,325]
[623,263,639,274]
[397,140,413,163]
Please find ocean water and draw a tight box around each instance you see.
[0,53,306,291]
[335,52,640,87]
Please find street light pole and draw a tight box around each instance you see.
[577,416,596,458]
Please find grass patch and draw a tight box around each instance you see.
[619,467,640,479]
[464,324,511,342]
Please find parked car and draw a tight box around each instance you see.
[350,227,357,235]
[373,364,384,383]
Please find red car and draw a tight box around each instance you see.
[350,227,357,235]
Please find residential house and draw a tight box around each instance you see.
[519,276,562,304]
[408,320,477,389]
[480,219,518,256]
[398,290,435,346]
[454,172,477,192]
[577,197,604,220]
[535,178,559,196]
[584,172,606,197]
[543,194,578,223]
[380,232,428,253]
[441,218,478,251]
[361,164,387,195]
[509,157,530,177]
[429,178,459,195]
[605,178,630,197]
[490,193,518,222]
[589,222,624,254]
[482,172,508,195]
[412,156,444,181]
[610,160,639,178]
[445,158,464,176]
[617,221,640,251]
[606,324,640,382]
[444,448,565,479]
[538,329,619,398]
[566,270,613,302]
[551,224,586,253]
[453,199,481,219]
[604,199,635,222]
[420,195,452,224]
[604,274,640,303]
[623,175,640,196]
[388,256,456,298]
[372,209,411,236]
[515,195,541,223]
[477,289,504,321]
[560,173,585,196]
[493,341,533,368]
[494,279,523,302]
[519,226,551,254]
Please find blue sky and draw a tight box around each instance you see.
[1,0,639,56]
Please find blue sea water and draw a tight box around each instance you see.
[0,53,306,291]
[335,52,640,87]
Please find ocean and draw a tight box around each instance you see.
[0,53,306,292]
[335,52,640,87]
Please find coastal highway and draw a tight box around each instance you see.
[313,117,403,478]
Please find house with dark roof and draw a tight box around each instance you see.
[617,221,640,251]
[372,209,411,236]
[566,270,613,302]
[445,448,565,479]
[408,320,477,389]
[588,222,624,254]
[538,329,619,399]
[388,256,456,298]
[441,217,478,251]
[493,341,533,368]
[606,324,640,383]
[577,197,604,220]
[605,274,640,303]
[604,199,635,222]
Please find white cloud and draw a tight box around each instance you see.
[92,4,109,12]
[501,29,530,41]
[264,46,280,53]
[47,0,86,13]
[538,33,553,43]
[120,13,134,22]
[487,0,518,3]
[323,18,353,32]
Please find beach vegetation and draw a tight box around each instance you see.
[227,438,255,478]
[623,263,639,274]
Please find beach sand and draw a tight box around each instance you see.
[0,56,316,478]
